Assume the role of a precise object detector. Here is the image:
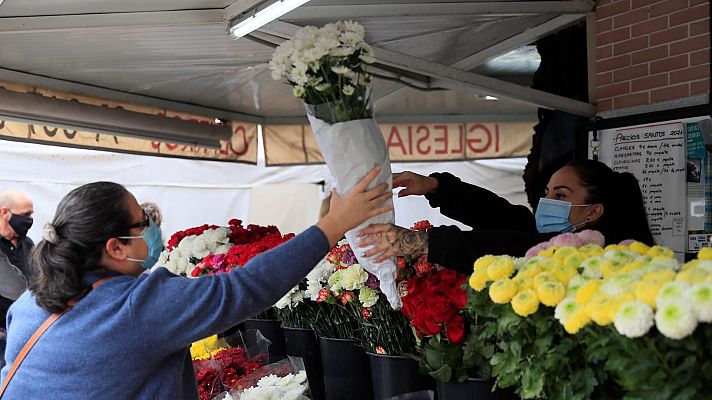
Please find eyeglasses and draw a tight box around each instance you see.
[127,211,149,230]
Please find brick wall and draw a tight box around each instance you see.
[595,0,711,112]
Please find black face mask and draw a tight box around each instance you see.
[9,213,33,238]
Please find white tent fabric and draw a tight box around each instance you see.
[0,140,528,244]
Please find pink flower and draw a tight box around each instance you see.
[551,232,583,248]
[576,229,605,246]
[619,239,635,246]
[375,346,386,354]
[525,242,548,257]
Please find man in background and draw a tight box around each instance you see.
[0,189,34,368]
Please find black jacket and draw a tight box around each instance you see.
[424,172,556,275]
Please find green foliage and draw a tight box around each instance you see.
[413,326,493,384]
[349,294,417,355]
[467,288,600,400]
[581,325,712,400]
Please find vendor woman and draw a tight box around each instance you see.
[359,159,654,274]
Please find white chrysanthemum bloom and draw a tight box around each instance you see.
[342,85,355,96]
[690,281,712,322]
[603,249,637,264]
[342,20,365,37]
[289,63,309,86]
[340,264,368,290]
[614,300,654,338]
[304,280,322,301]
[656,281,691,307]
[275,286,301,309]
[294,371,307,383]
[327,269,344,291]
[513,257,528,271]
[554,297,578,321]
[566,275,587,297]
[339,31,362,46]
[581,257,603,279]
[359,53,375,64]
[331,65,351,75]
[307,258,333,282]
[696,260,712,274]
[655,299,698,339]
[359,287,379,307]
[292,86,305,98]
[600,273,635,297]
[647,257,680,272]
[315,83,330,92]
[330,46,356,57]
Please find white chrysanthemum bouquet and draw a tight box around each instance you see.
[270,21,401,309]
[270,20,375,123]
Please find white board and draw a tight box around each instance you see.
[594,121,686,257]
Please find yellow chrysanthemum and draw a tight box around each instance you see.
[604,244,626,252]
[539,245,559,258]
[551,265,578,286]
[469,267,489,291]
[489,278,519,304]
[675,268,708,285]
[608,293,636,321]
[487,256,515,281]
[564,252,587,270]
[586,294,613,326]
[628,241,651,255]
[474,254,496,271]
[563,308,591,334]
[511,289,540,317]
[635,280,664,308]
[578,243,604,257]
[512,274,533,290]
[646,245,675,258]
[190,335,227,360]
[601,259,626,278]
[620,261,645,274]
[537,280,566,307]
[576,280,603,305]
[682,259,700,271]
[697,247,712,261]
[643,268,676,283]
[534,272,555,288]
[553,246,578,262]
[517,264,542,280]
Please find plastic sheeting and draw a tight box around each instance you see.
[0,140,528,246]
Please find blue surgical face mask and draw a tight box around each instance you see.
[535,198,591,233]
[119,219,164,269]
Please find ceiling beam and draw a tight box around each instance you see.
[0,68,263,123]
[0,87,231,148]
[375,48,595,117]
[280,1,595,20]
[376,13,585,109]
[0,9,224,32]
[261,21,595,117]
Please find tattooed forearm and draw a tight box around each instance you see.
[393,228,428,257]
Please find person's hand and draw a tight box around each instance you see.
[356,223,428,263]
[317,166,393,247]
[392,171,439,197]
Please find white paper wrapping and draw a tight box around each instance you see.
[307,115,402,309]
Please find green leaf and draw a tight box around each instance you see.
[429,364,453,383]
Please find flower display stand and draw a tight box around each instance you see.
[437,378,518,400]
[319,336,373,400]
[243,318,286,363]
[367,353,435,400]
[283,326,326,400]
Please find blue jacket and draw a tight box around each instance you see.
[1,226,328,399]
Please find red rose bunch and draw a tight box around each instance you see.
[411,220,434,231]
[400,269,468,344]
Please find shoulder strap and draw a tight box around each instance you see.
[0,276,112,397]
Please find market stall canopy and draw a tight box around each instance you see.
[0,0,596,162]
